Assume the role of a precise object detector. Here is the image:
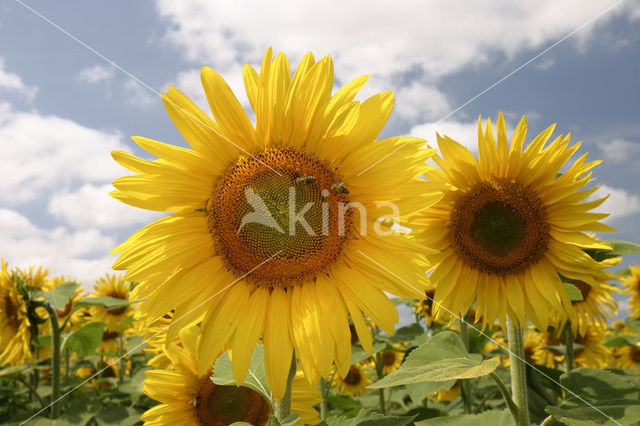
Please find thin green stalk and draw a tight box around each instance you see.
[43,303,61,419]
[459,317,472,414]
[15,377,46,408]
[506,316,530,426]
[275,351,297,421]
[319,378,329,420]
[374,351,386,415]
[119,333,124,385]
[65,349,70,381]
[490,372,518,419]
[564,322,574,372]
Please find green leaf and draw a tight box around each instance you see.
[64,322,107,355]
[585,240,640,262]
[323,408,416,426]
[350,341,386,365]
[564,283,584,301]
[380,323,424,344]
[546,368,640,425]
[369,331,499,389]
[604,335,640,347]
[626,317,640,336]
[73,296,135,311]
[211,345,271,400]
[36,281,78,311]
[265,413,299,426]
[414,409,513,425]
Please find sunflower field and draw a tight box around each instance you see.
[2,49,640,426]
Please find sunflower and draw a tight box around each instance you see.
[416,113,613,329]
[414,288,442,327]
[140,325,321,425]
[41,276,85,330]
[623,264,640,318]
[15,264,49,289]
[89,274,133,331]
[430,383,461,402]
[111,48,439,398]
[0,259,33,366]
[373,343,405,375]
[330,362,372,397]
[572,323,609,369]
[531,329,564,368]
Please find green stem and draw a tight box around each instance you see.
[119,333,124,385]
[275,351,297,421]
[506,316,530,426]
[43,303,61,419]
[459,316,472,414]
[65,349,70,381]
[490,372,518,419]
[15,377,46,408]
[319,378,329,420]
[374,351,386,415]
[563,322,574,372]
[540,414,554,426]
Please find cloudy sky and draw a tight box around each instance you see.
[1,1,639,316]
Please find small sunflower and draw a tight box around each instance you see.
[331,362,372,397]
[417,113,613,329]
[111,48,440,398]
[140,325,320,425]
[572,323,609,369]
[430,383,461,402]
[531,330,564,368]
[0,259,33,366]
[15,264,49,289]
[89,274,133,331]
[414,288,441,327]
[373,344,405,375]
[623,264,640,318]
[612,344,640,371]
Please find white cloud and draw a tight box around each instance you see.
[534,58,555,70]
[123,79,157,109]
[410,119,481,152]
[590,184,640,223]
[77,64,115,84]
[0,58,38,100]
[394,82,451,122]
[154,0,638,82]
[48,183,163,229]
[0,208,116,284]
[0,103,127,205]
[598,138,640,162]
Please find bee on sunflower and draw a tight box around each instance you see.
[110,48,441,398]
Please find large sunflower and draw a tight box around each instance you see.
[89,274,134,331]
[0,259,33,366]
[111,48,439,397]
[140,326,321,425]
[416,114,613,328]
[623,264,640,318]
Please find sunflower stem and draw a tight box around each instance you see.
[119,333,124,385]
[563,322,574,372]
[275,351,297,421]
[43,303,62,419]
[506,316,530,426]
[374,350,386,414]
[319,378,329,420]
[458,316,472,414]
[490,372,519,420]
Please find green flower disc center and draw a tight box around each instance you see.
[470,201,526,257]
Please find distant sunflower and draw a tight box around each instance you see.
[16,264,49,289]
[612,344,640,371]
[374,344,405,375]
[0,260,32,366]
[417,113,613,328]
[572,324,609,369]
[331,362,372,397]
[111,48,439,397]
[140,326,320,425]
[623,264,640,318]
[414,288,441,327]
[89,274,133,331]
[531,330,564,368]
[42,276,84,330]
[430,383,461,402]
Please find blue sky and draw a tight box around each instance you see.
[1,1,639,316]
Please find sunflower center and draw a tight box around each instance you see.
[571,280,591,304]
[208,148,353,287]
[102,330,120,341]
[3,295,18,326]
[196,374,270,426]
[383,352,397,366]
[631,347,640,364]
[450,179,549,275]
[106,292,128,315]
[343,366,362,385]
